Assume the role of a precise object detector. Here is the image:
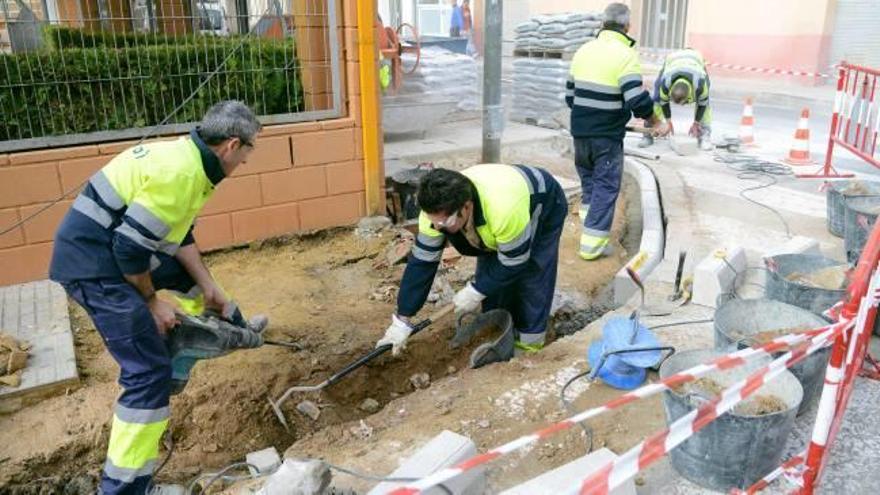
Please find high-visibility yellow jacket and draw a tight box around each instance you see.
[653,48,710,122]
[397,164,563,317]
[566,29,654,138]
[50,130,225,281]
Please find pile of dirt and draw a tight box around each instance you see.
[0,332,30,388]
[674,377,787,416]
[840,181,876,196]
[785,264,849,290]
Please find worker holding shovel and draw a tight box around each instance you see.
[376,164,568,354]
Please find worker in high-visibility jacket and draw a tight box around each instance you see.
[376,164,568,353]
[565,3,655,261]
[639,48,713,151]
[49,101,264,495]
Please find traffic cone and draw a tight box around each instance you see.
[739,97,757,146]
[783,108,815,166]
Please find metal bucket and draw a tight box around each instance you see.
[844,195,880,263]
[826,180,880,237]
[764,254,847,316]
[660,349,802,492]
[714,299,829,415]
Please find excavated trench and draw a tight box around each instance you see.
[0,173,644,494]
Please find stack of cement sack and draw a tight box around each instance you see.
[398,46,480,111]
[513,12,602,52]
[510,12,602,128]
[510,57,571,128]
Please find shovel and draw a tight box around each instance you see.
[268,303,455,431]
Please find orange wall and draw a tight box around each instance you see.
[686,0,836,77]
[0,0,379,286]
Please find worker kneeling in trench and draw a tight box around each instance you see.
[376,164,569,355]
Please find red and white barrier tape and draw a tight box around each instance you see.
[386,320,850,495]
[571,323,846,495]
[733,450,807,495]
[638,50,833,79]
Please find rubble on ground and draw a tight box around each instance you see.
[0,332,30,388]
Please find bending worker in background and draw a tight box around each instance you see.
[639,47,713,151]
[376,164,568,354]
[566,3,656,261]
[49,101,265,495]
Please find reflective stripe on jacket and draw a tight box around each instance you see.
[50,130,223,282]
[566,29,654,138]
[397,164,563,317]
[653,48,710,121]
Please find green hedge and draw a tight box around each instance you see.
[1,29,304,142]
[45,26,213,50]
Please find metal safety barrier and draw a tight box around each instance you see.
[800,61,880,178]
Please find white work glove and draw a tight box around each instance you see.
[453,282,486,316]
[376,314,413,356]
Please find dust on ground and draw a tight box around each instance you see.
[0,176,630,492]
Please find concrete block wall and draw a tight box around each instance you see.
[0,0,378,287]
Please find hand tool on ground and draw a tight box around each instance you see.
[166,313,265,395]
[627,266,672,317]
[268,303,455,431]
[715,135,743,153]
[670,251,688,301]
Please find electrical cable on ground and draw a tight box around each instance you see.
[154,426,175,478]
[187,462,259,494]
[713,152,794,239]
[560,369,595,453]
[0,7,276,238]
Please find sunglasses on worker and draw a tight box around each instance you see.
[433,210,460,230]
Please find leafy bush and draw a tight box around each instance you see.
[1,28,303,142]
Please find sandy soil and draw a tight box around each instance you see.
[0,176,631,493]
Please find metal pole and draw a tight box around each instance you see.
[481,0,502,163]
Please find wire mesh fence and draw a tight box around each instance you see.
[0,0,341,152]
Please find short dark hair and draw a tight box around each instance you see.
[670,80,690,104]
[417,169,472,215]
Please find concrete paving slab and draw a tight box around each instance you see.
[0,280,77,413]
[500,448,635,495]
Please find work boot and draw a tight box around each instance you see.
[579,243,614,262]
[699,136,714,151]
[148,484,185,495]
[637,134,654,148]
[514,340,544,356]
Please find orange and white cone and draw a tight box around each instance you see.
[783,108,815,166]
[739,97,757,146]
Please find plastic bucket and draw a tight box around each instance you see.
[764,254,847,316]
